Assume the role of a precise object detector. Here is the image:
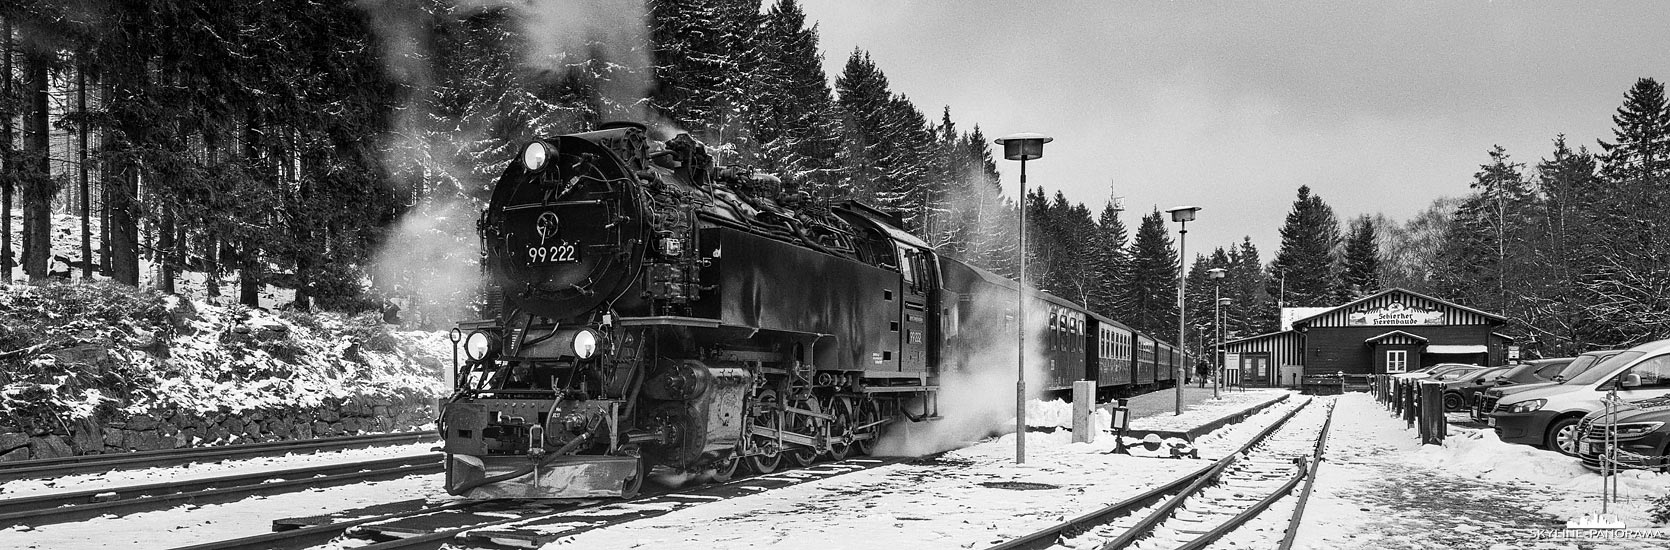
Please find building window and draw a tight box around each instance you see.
[1386,350,1408,373]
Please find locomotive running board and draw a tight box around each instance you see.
[860,385,940,393]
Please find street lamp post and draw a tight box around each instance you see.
[995,132,1051,464]
[1165,206,1201,416]
[1207,268,1225,399]
[1218,296,1232,394]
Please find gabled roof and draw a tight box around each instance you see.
[1290,287,1507,329]
[1224,329,1296,347]
[1365,330,1429,344]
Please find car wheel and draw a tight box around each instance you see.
[1443,392,1465,412]
[1546,416,1581,456]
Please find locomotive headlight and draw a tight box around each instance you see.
[464,331,499,360]
[570,329,599,359]
[520,141,552,172]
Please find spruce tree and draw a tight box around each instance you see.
[1597,78,1670,184]
[1088,199,1129,315]
[1268,185,1341,308]
[752,0,842,200]
[1338,215,1381,299]
[1124,210,1180,341]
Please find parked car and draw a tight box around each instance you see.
[1441,366,1510,411]
[1473,350,1622,421]
[1393,362,1482,380]
[1491,340,1670,456]
[1574,395,1670,472]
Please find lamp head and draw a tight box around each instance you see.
[1166,205,1201,223]
[994,133,1053,161]
[1207,267,1226,280]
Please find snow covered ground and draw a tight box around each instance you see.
[1292,392,1670,549]
[0,441,449,549]
[3,390,1665,549]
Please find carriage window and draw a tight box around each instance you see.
[1048,312,1058,350]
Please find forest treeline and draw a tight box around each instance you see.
[0,1,1666,359]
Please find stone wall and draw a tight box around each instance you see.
[0,395,436,461]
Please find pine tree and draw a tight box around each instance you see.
[1527,136,1601,352]
[834,50,935,222]
[1597,78,1670,184]
[1124,210,1179,341]
[1573,79,1670,346]
[1268,185,1340,308]
[1088,198,1129,315]
[751,0,842,201]
[1227,237,1272,336]
[1435,146,1535,316]
[1338,215,1381,299]
[650,0,758,146]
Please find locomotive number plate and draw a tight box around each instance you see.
[526,241,580,264]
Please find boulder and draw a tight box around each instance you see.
[164,296,199,328]
[129,430,170,451]
[0,445,30,463]
[312,420,332,437]
[0,432,31,456]
[341,417,362,434]
[294,421,314,439]
[48,343,113,367]
[124,414,160,431]
[317,409,341,423]
[102,427,127,448]
[30,435,75,459]
[70,418,105,452]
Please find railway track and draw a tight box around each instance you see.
[0,431,437,482]
[985,396,1334,550]
[0,453,441,528]
[169,456,915,550]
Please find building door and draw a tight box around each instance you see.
[1244,355,1270,386]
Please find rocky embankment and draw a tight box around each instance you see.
[0,281,450,460]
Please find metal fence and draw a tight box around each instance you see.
[1371,375,1446,445]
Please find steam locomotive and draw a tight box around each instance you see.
[440,122,1181,499]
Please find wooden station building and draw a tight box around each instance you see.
[1223,288,1514,387]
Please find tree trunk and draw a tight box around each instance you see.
[238,109,261,307]
[77,61,90,279]
[108,168,139,285]
[156,208,175,293]
[21,50,52,283]
[1,19,13,283]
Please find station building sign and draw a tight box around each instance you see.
[1346,302,1445,326]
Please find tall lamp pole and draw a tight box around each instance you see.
[1219,297,1232,391]
[1207,268,1226,399]
[1166,206,1201,415]
[995,132,1051,464]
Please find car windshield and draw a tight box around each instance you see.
[1497,363,1541,380]
[1555,355,1598,379]
[1532,361,1571,378]
[1435,367,1483,381]
[1566,351,1644,385]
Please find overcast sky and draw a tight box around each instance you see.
[796,0,1668,259]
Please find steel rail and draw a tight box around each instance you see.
[1277,400,1337,550]
[340,456,919,550]
[0,454,441,527]
[986,397,1313,550]
[0,431,437,482]
[166,501,473,550]
[1105,399,1332,550]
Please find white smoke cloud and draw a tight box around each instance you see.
[355,0,655,325]
[873,282,1051,457]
